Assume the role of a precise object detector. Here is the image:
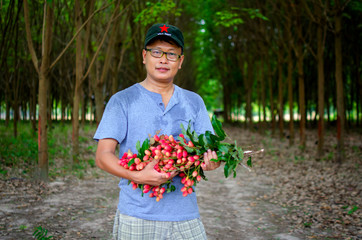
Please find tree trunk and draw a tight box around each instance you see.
[287,47,294,146]
[277,48,284,139]
[317,21,325,158]
[335,0,345,162]
[38,69,49,181]
[244,56,254,129]
[295,9,306,149]
[267,62,276,136]
[24,0,53,181]
[260,57,266,134]
[72,0,83,164]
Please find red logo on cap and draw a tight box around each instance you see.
[159,24,169,33]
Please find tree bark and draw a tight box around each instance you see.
[24,0,53,181]
[277,48,284,139]
[317,19,325,158]
[335,0,345,162]
[287,53,294,145]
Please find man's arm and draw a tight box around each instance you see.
[95,138,176,186]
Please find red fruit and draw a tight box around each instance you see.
[182,150,188,158]
[160,187,166,194]
[194,155,200,160]
[182,191,188,197]
[192,170,198,177]
[166,172,171,178]
[187,188,193,194]
[179,133,184,138]
[145,150,151,156]
[169,135,175,142]
[197,175,202,182]
[188,141,194,147]
[143,188,150,193]
[164,145,172,152]
[181,177,187,184]
[143,155,149,161]
[195,160,200,166]
[144,184,151,189]
[181,186,187,192]
[138,163,144,170]
[134,158,141,164]
[154,135,160,142]
[188,156,195,162]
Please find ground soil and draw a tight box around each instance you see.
[0,126,361,240]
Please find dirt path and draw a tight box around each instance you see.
[1,168,303,240]
[198,167,302,240]
[0,173,119,240]
[1,127,360,239]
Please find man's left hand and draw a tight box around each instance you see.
[201,149,221,171]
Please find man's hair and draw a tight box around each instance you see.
[145,35,183,55]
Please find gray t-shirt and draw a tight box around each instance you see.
[94,83,213,221]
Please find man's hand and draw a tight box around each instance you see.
[201,149,221,171]
[133,159,178,186]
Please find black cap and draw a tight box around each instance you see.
[144,23,184,50]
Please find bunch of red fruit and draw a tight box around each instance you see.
[118,133,207,202]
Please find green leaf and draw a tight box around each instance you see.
[136,141,141,153]
[198,134,205,146]
[128,159,135,167]
[224,163,231,178]
[180,122,187,136]
[141,139,150,153]
[247,156,252,167]
[218,143,230,154]
[211,115,226,141]
[347,205,358,215]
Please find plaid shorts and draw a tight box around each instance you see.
[113,210,207,240]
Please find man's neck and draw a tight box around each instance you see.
[140,78,174,95]
[140,78,175,108]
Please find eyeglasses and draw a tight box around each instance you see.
[145,48,182,62]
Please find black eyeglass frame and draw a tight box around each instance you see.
[145,48,182,62]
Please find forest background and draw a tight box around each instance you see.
[0,0,361,183]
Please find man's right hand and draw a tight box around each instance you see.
[132,159,178,186]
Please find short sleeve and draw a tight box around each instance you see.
[194,96,214,135]
[93,94,127,144]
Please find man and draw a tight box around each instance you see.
[94,23,220,240]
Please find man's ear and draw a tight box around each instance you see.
[142,49,147,64]
[178,55,185,69]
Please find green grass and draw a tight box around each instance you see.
[0,120,97,180]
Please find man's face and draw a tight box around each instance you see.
[142,39,184,83]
